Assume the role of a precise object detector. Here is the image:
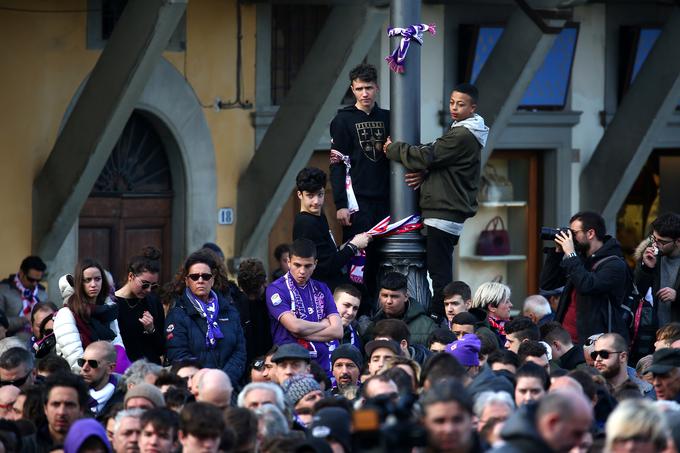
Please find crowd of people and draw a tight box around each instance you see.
[0,63,678,453]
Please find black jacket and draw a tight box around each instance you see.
[557,344,586,371]
[165,291,247,384]
[492,403,555,453]
[540,236,629,342]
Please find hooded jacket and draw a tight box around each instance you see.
[386,115,487,223]
[540,236,629,343]
[368,298,436,346]
[165,290,247,385]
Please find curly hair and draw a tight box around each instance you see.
[349,63,377,84]
[295,167,326,193]
[169,249,230,297]
[237,258,267,297]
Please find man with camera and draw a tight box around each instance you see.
[539,211,629,344]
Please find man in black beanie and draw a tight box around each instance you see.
[330,344,363,396]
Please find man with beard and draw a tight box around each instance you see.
[80,341,124,418]
[330,344,362,397]
[26,372,89,451]
[540,211,629,344]
[592,333,654,398]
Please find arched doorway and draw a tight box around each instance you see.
[78,111,174,285]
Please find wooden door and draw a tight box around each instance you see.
[78,111,174,287]
[79,197,173,287]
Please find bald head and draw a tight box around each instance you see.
[86,341,117,363]
[190,368,210,397]
[196,369,232,410]
[549,376,583,394]
[536,390,592,452]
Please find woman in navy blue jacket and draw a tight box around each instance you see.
[165,250,246,384]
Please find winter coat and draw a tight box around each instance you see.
[634,238,680,323]
[467,364,514,399]
[54,302,125,373]
[492,403,555,453]
[556,344,586,371]
[540,236,629,343]
[367,298,436,346]
[386,122,483,223]
[0,275,47,334]
[165,291,247,385]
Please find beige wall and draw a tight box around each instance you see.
[0,0,256,276]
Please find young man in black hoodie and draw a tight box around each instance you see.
[385,83,489,321]
[330,63,390,310]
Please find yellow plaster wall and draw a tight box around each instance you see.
[0,0,257,275]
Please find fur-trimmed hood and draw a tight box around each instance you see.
[634,238,651,261]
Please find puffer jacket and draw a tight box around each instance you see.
[165,291,246,385]
[53,275,126,373]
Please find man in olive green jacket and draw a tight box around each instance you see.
[385,83,488,321]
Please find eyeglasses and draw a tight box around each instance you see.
[649,234,674,246]
[187,273,213,282]
[590,350,623,360]
[0,372,31,388]
[135,276,159,290]
[77,358,101,369]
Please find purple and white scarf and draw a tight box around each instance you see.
[14,274,40,318]
[284,273,326,322]
[185,288,224,348]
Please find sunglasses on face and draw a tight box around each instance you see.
[187,273,213,282]
[25,275,42,284]
[77,358,101,369]
[0,373,30,388]
[135,276,159,290]
[590,350,623,360]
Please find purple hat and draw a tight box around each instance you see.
[64,418,112,453]
[445,334,481,366]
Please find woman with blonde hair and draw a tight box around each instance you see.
[471,282,513,346]
[605,399,667,453]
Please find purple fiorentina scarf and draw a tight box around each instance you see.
[284,272,326,322]
[185,288,224,348]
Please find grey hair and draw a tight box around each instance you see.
[522,295,552,318]
[113,408,145,433]
[123,359,162,387]
[254,403,290,438]
[237,382,285,411]
[473,391,515,418]
[471,282,511,310]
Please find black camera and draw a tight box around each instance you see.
[352,392,427,453]
[540,226,570,241]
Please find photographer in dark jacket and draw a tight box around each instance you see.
[540,211,628,344]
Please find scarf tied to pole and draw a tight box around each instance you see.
[349,215,423,283]
[386,23,436,73]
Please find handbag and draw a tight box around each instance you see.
[476,216,511,256]
[479,165,514,202]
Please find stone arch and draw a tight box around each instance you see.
[49,58,216,301]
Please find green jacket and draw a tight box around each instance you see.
[386,126,481,223]
[368,298,436,346]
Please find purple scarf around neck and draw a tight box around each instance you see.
[185,288,224,348]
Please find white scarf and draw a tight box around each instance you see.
[90,382,115,413]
